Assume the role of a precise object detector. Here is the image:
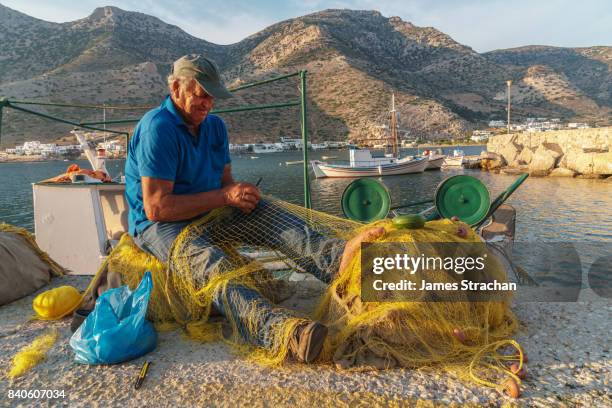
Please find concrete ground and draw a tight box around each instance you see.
[1,274,610,407]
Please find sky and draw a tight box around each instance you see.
[2,0,610,52]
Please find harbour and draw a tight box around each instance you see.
[1,149,610,243]
[0,2,610,407]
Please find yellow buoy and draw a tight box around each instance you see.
[33,286,82,320]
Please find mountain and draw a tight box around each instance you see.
[484,46,611,121]
[0,4,610,146]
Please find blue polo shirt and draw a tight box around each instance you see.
[125,96,231,236]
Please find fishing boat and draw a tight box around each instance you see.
[422,150,445,170]
[426,155,445,170]
[310,93,428,178]
[311,152,427,178]
[443,149,465,167]
[462,155,483,169]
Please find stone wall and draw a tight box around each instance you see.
[486,127,611,177]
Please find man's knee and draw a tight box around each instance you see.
[181,243,231,283]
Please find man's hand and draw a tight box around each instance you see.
[222,182,261,213]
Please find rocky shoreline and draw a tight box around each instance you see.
[484,127,611,178]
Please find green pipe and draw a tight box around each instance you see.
[81,118,141,126]
[300,71,311,209]
[212,101,300,114]
[79,101,302,126]
[0,98,7,144]
[229,72,301,92]
[8,99,154,110]
[7,103,128,136]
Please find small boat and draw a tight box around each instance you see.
[250,156,259,159]
[285,160,304,165]
[422,150,445,170]
[426,155,445,170]
[321,155,338,160]
[311,92,429,178]
[462,156,482,169]
[443,150,465,167]
[311,150,428,178]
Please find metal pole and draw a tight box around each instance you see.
[103,104,106,141]
[300,71,311,209]
[507,80,512,135]
[79,101,302,126]
[7,103,128,136]
[229,72,301,93]
[0,103,3,145]
[213,101,300,114]
[8,99,154,110]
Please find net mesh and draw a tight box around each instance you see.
[104,196,524,393]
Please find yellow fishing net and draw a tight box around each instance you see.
[103,197,524,395]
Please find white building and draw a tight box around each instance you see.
[23,141,42,155]
[568,122,590,129]
[488,120,506,128]
[471,130,492,142]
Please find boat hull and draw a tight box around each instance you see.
[426,156,445,170]
[443,156,464,167]
[311,158,428,178]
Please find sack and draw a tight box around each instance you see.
[69,271,157,364]
[0,225,64,306]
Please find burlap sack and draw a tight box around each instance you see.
[0,229,64,306]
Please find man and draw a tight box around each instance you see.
[125,54,384,363]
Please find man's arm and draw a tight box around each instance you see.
[221,164,235,187]
[142,176,260,222]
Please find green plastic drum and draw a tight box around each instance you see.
[435,175,490,226]
[341,178,391,222]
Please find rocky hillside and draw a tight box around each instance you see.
[0,5,610,146]
[485,46,611,124]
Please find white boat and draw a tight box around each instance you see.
[443,149,465,167]
[311,149,428,178]
[285,160,304,165]
[422,150,445,170]
[251,143,283,154]
[311,92,429,178]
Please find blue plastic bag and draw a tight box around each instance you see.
[70,271,157,364]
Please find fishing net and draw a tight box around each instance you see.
[103,196,524,393]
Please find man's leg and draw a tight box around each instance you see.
[134,222,322,359]
[209,199,347,283]
[133,221,189,263]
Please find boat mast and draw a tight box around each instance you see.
[390,92,399,158]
